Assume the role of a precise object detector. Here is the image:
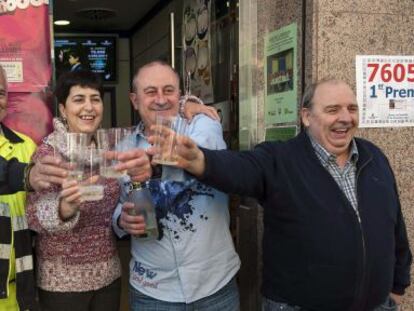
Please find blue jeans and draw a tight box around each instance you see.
[129,278,240,311]
[262,296,398,311]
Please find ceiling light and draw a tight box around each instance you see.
[54,20,70,26]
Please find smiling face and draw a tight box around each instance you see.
[301,81,359,162]
[0,69,8,122]
[130,63,180,129]
[59,85,103,134]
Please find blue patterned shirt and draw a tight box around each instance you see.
[112,115,240,303]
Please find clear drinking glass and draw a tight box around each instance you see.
[152,116,187,166]
[97,127,132,178]
[79,148,104,202]
[65,133,88,181]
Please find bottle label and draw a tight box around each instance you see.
[131,182,142,190]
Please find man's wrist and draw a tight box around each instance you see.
[179,95,187,118]
[179,95,204,118]
[188,148,206,177]
[23,161,35,192]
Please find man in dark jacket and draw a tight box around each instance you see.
[163,79,412,311]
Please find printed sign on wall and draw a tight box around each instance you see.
[0,0,53,143]
[264,23,298,126]
[356,55,414,128]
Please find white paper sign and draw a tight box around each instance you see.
[0,61,23,82]
[356,55,414,127]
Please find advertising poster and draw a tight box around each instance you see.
[0,0,53,144]
[54,37,116,82]
[356,55,414,127]
[264,23,298,125]
[0,0,52,92]
[182,0,214,103]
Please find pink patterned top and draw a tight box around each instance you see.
[26,120,121,292]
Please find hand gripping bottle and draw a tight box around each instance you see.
[127,182,159,240]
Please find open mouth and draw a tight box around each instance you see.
[79,115,95,121]
[331,128,350,139]
[151,106,174,112]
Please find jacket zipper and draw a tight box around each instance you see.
[353,156,372,310]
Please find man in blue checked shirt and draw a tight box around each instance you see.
[112,60,240,310]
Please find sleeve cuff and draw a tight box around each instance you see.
[8,159,26,193]
[392,285,407,295]
[112,204,128,238]
[36,192,80,232]
[196,147,210,182]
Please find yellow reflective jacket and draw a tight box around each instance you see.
[0,124,36,311]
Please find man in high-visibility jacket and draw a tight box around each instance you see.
[0,64,38,311]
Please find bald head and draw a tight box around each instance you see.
[301,78,350,110]
[132,61,179,93]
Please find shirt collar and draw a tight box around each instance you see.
[0,123,24,143]
[307,131,359,165]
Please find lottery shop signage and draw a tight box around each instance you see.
[0,0,48,13]
[356,55,414,128]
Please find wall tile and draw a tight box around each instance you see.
[314,11,403,83]
[317,0,402,14]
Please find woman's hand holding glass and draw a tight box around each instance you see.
[78,148,104,201]
[59,179,82,220]
[55,133,103,204]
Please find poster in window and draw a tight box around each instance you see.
[0,1,53,144]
